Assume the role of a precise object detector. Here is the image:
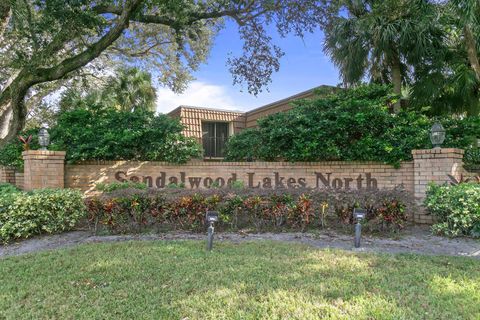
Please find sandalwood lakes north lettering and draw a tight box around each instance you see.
[115,171,378,190]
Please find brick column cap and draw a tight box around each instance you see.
[412,148,464,158]
[22,150,66,161]
[22,150,66,156]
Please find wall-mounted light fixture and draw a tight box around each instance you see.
[38,127,50,150]
[430,120,445,148]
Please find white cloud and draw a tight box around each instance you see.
[156,81,242,113]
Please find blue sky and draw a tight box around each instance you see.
[156,21,340,113]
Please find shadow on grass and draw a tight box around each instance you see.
[0,240,479,319]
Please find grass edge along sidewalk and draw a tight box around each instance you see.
[1,240,479,319]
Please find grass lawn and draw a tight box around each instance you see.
[0,241,479,319]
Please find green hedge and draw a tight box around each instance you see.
[425,183,480,237]
[0,189,86,242]
[50,108,201,163]
[86,188,414,234]
[0,109,202,170]
[225,85,480,167]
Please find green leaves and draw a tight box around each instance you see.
[0,128,40,169]
[225,84,480,166]
[323,0,441,89]
[426,183,480,237]
[49,108,201,163]
[86,187,412,234]
[0,106,202,166]
[0,183,19,194]
[0,189,86,242]
[225,84,402,163]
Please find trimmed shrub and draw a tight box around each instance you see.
[85,187,414,234]
[425,183,480,237]
[225,85,480,167]
[50,108,201,163]
[0,189,86,242]
[0,109,202,169]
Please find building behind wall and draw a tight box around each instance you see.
[168,85,336,159]
[168,106,246,159]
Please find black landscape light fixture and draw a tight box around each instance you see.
[430,120,445,148]
[38,127,50,150]
[206,210,219,251]
[353,208,366,248]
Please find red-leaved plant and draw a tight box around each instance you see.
[18,135,33,151]
[84,188,414,234]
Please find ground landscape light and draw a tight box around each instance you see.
[353,208,366,248]
[430,120,445,148]
[206,211,219,251]
[38,127,50,151]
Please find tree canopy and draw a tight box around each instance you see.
[321,0,480,116]
[0,0,324,146]
[3,0,480,149]
[322,0,440,112]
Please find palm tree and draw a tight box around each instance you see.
[323,0,441,113]
[408,0,480,116]
[106,67,157,112]
[57,67,157,115]
[451,0,480,81]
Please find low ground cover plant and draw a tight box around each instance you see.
[425,183,480,237]
[86,187,413,234]
[0,188,86,242]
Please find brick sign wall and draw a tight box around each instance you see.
[65,160,415,193]
[0,148,466,224]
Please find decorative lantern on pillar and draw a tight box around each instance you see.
[430,120,445,148]
[38,127,50,150]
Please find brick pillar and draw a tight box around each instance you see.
[22,150,66,191]
[412,148,464,223]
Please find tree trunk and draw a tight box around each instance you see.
[0,97,26,145]
[0,0,143,147]
[0,73,33,145]
[464,25,480,81]
[391,53,402,114]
